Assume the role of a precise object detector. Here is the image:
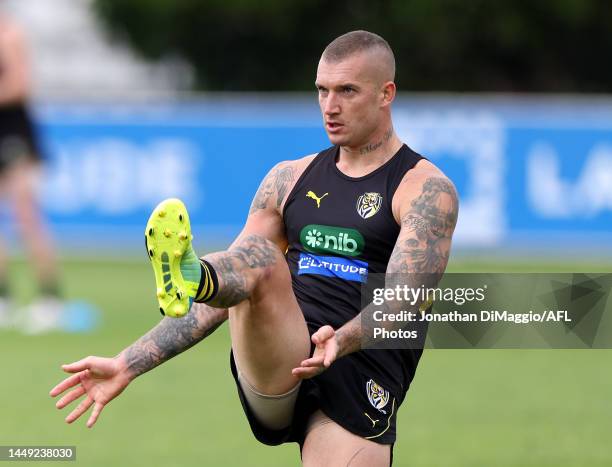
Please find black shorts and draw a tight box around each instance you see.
[0,104,42,174]
[229,322,423,454]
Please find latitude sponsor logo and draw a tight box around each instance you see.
[297,253,368,283]
[300,224,365,257]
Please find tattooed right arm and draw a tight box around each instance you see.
[120,303,228,380]
[121,159,301,377]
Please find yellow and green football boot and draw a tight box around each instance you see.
[144,198,201,318]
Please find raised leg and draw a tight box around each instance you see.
[145,198,311,418]
[205,233,311,396]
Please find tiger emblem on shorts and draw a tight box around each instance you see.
[366,379,390,413]
[356,192,382,219]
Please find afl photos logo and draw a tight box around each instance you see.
[356,192,382,219]
[366,379,390,413]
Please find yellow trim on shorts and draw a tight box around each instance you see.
[365,398,396,440]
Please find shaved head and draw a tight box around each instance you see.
[321,30,396,83]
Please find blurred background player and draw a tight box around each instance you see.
[0,11,64,333]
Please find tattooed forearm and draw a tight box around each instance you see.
[359,128,393,155]
[249,163,295,214]
[122,303,227,379]
[336,318,362,357]
[204,234,278,308]
[336,300,402,355]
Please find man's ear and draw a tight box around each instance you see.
[381,81,396,107]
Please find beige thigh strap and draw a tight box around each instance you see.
[237,368,300,431]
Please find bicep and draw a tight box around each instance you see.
[249,162,296,215]
[233,209,287,251]
[387,177,459,276]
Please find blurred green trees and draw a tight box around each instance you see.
[94,0,612,92]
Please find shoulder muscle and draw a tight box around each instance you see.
[249,154,316,216]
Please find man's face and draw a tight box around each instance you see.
[316,52,386,147]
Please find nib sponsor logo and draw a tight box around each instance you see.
[300,224,365,257]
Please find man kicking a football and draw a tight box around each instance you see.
[50,30,458,466]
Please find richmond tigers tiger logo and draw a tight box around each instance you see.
[356,192,382,219]
[366,379,390,413]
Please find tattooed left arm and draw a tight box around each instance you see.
[338,175,458,355]
[292,175,458,378]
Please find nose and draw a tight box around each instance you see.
[323,91,340,116]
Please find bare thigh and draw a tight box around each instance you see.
[228,243,311,395]
[302,410,391,467]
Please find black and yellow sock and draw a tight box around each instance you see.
[195,259,219,303]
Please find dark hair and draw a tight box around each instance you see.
[322,30,395,79]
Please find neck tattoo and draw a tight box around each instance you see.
[359,128,393,155]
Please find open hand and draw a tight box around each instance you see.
[291,325,339,379]
[49,356,131,428]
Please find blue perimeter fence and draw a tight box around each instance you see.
[4,94,611,257]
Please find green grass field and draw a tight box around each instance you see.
[1,258,611,466]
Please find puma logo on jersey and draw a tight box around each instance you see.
[306,191,328,208]
[364,412,380,427]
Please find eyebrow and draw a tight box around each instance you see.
[315,82,360,89]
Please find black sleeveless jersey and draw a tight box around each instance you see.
[282,143,426,396]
